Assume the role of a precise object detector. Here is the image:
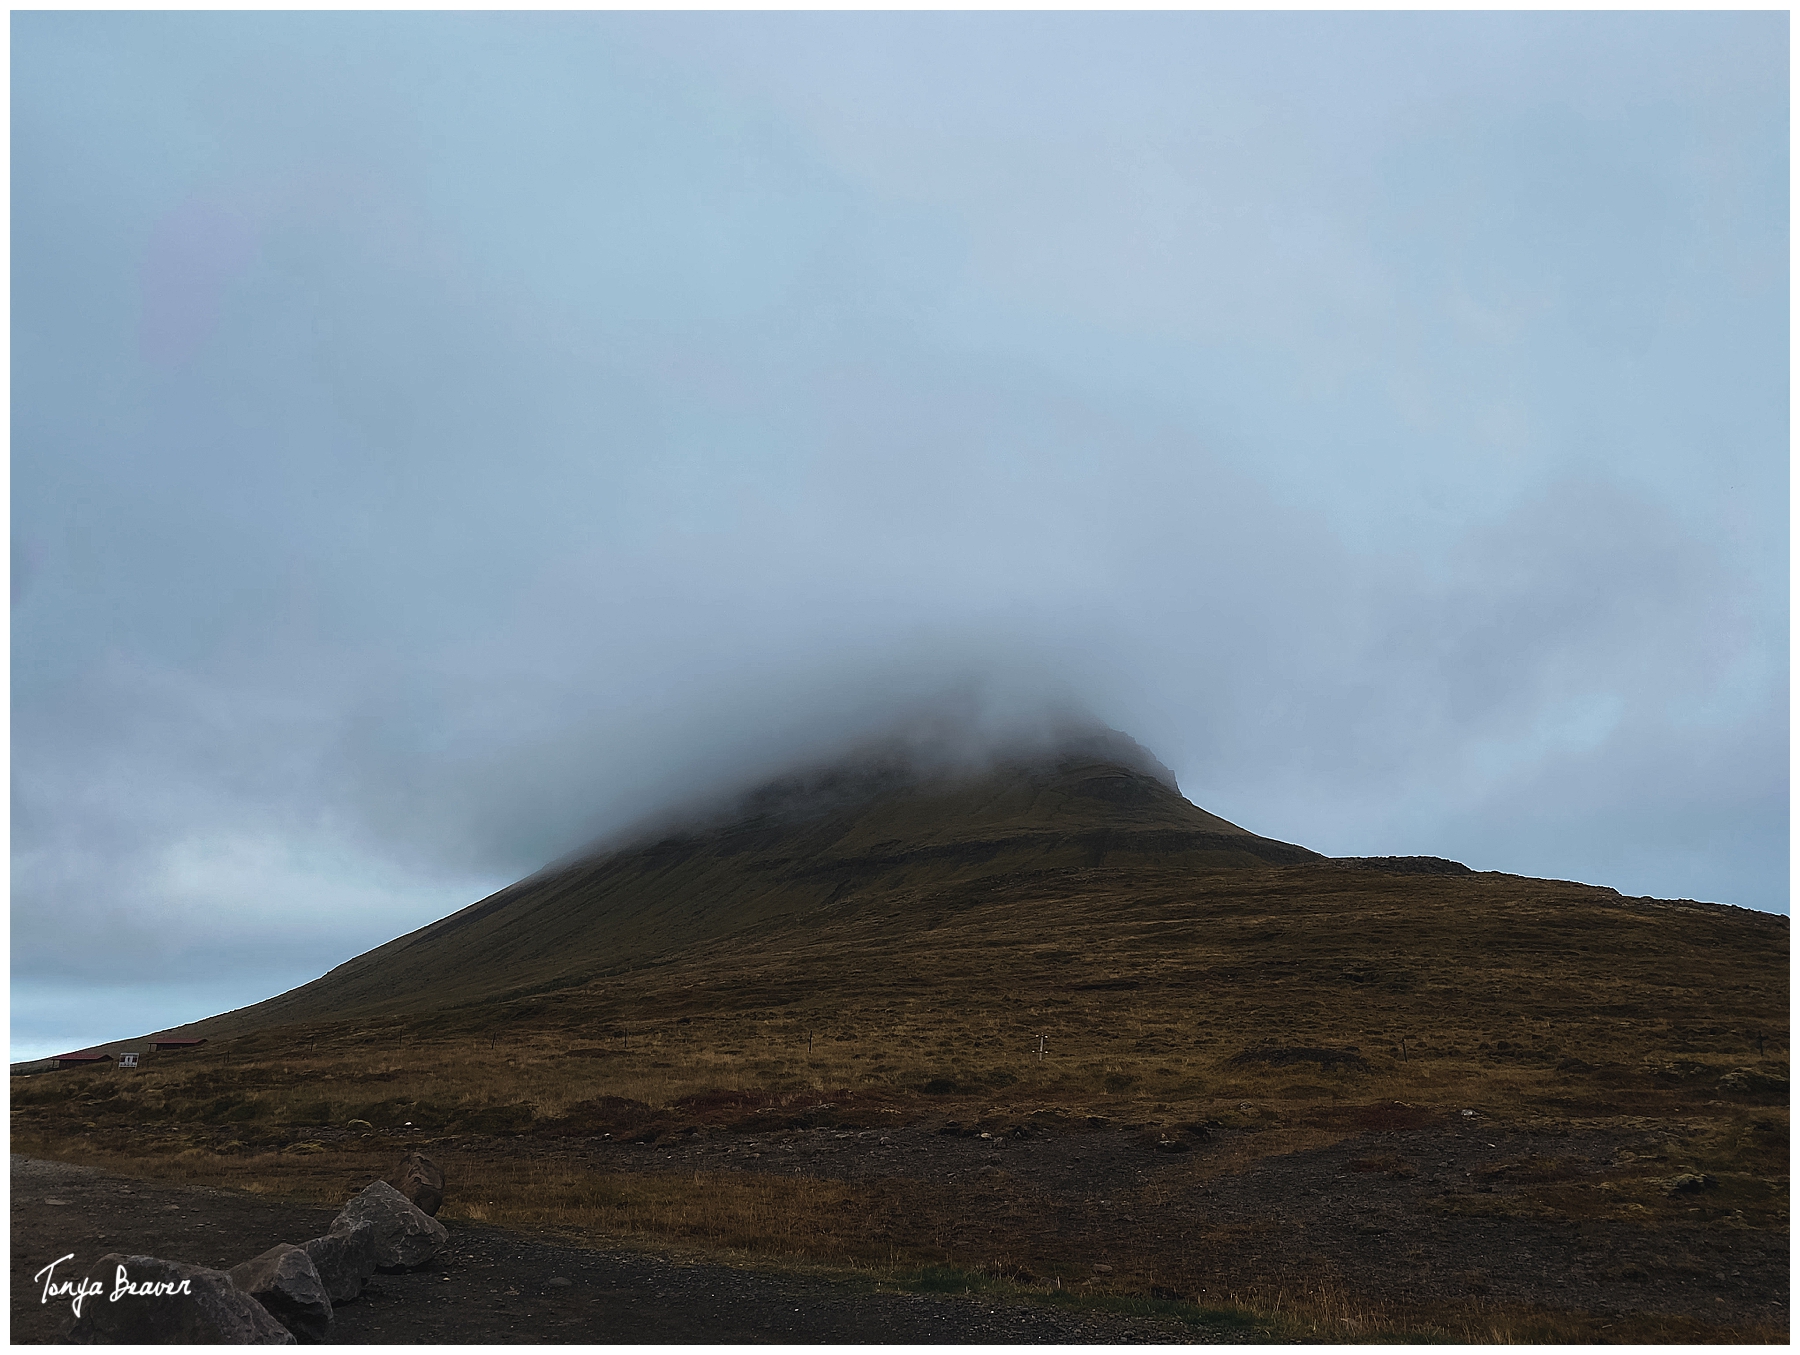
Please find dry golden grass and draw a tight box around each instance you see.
[14,859,1788,1342]
[16,1119,1787,1345]
[30,864,1781,1128]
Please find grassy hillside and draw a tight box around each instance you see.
[166,742,1319,1032]
[42,859,1785,1133]
[13,735,1788,1341]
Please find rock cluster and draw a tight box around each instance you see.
[61,1154,447,1344]
[63,1254,296,1344]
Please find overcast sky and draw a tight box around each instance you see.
[12,12,1787,1060]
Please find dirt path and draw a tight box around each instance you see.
[11,1157,1215,1344]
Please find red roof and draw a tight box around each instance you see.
[52,1051,111,1062]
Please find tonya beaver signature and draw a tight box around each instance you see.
[34,1253,194,1319]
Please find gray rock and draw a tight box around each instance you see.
[330,1179,448,1270]
[63,1253,295,1344]
[300,1219,378,1304]
[386,1150,445,1217]
[228,1243,333,1343]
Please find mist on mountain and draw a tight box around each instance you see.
[587,689,1183,856]
[11,13,1784,1060]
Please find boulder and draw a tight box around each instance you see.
[386,1150,445,1217]
[330,1179,448,1271]
[299,1219,378,1305]
[63,1253,295,1344]
[228,1243,333,1343]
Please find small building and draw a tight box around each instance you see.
[50,1051,112,1071]
[149,1038,207,1053]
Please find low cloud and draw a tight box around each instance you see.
[11,13,1784,1058]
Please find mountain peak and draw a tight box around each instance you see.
[656,719,1183,842]
[192,723,1318,1029]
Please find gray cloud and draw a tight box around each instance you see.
[11,12,1785,1058]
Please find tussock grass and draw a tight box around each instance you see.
[14,861,1787,1343]
[34,1133,1783,1343]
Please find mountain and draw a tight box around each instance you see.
[190,724,1322,1032]
[17,723,1786,1341]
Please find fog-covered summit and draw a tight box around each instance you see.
[612,709,1182,846]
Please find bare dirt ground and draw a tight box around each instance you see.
[11,1156,1217,1344]
[474,1116,1787,1332]
[16,1102,1786,1344]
